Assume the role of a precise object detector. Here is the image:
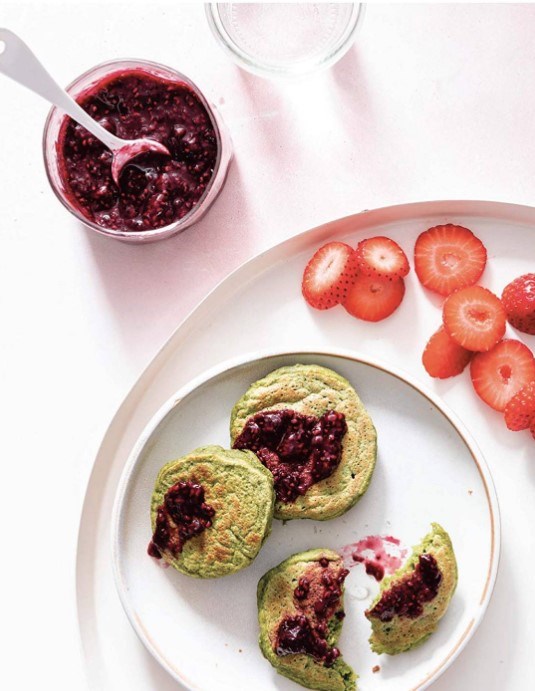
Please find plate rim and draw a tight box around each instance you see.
[111,346,501,691]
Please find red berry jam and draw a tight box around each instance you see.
[233,409,347,503]
[147,480,215,559]
[367,553,442,622]
[275,559,348,668]
[354,557,384,582]
[58,70,218,232]
[341,534,407,582]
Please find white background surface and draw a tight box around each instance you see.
[1,2,534,689]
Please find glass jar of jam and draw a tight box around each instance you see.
[43,59,232,242]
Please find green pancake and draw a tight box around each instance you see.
[149,445,275,578]
[258,549,357,691]
[230,363,377,521]
[365,523,458,654]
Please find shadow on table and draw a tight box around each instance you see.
[82,47,372,371]
[329,46,406,203]
[82,156,254,364]
[331,45,374,128]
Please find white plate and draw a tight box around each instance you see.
[112,349,499,691]
[78,201,535,691]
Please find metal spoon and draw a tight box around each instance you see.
[0,29,170,185]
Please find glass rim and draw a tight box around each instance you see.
[205,2,365,79]
[42,57,227,241]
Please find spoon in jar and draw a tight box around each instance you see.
[0,29,170,185]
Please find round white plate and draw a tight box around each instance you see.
[112,349,499,691]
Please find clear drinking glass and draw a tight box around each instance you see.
[206,3,364,79]
[43,59,232,243]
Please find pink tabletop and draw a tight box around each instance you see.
[1,3,534,690]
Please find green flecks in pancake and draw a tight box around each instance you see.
[366,523,458,654]
[150,445,275,578]
[230,364,377,521]
[258,549,357,691]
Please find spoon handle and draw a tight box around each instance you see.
[0,28,123,151]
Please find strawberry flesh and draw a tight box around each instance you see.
[443,286,506,352]
[501,273,535,335]
[355,236,410,280]
[343,275,405,322]
[470,339,535,411]
[504,381,535,431]
[302,242,359,310]
[422,326,472,379]
[414,224,487,296]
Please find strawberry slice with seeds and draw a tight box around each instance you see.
[414,224,487,296]
[501,273,535,335]
[443,286,506,352]
[355,236,410,280]
[302,242,359,310]
[504,381,535,431]
[422,326,473,379]
[470,339,535,411]
[343,275,405,322]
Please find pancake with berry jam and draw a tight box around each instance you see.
[257,549,356,691]
[365,523,458,654]
[230,363,377,521]
[148,445,274,578]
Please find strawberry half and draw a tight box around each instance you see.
[302,242,359,310]
[501,273,535,335]
[355,236,410,280]
[422,326,473,379]
[414,224,487,296]
[343,275,405,322]
[504,381,535,431]
[470,339,535,411]
[443,286,506,352]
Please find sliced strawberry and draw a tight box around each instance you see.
[530,419,535,440]
[443,286,506,352]
[343,275,405,322]
[414,224,487,296]
[302,242,359,310]
[355,236,410,280]
[504,381,535,431]
[501,273,535,335]
[422,326,473,379]
[470,339,535,411]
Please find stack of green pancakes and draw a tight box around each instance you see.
[146,363,457,691]
[148,363,378,577]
